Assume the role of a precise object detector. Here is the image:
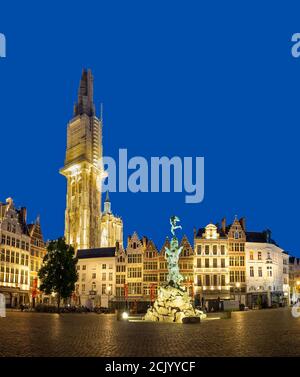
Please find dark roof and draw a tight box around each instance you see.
[77,247,116,259]
[289,256,300,264]
[245,231,277,245]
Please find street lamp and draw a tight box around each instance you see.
[106,286,112,309]
[235,282,241,304]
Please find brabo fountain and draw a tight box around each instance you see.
[144,216,206,323]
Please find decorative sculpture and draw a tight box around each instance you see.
[144,216,206,323]
[165,216,184,288]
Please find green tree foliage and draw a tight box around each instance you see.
[38,238,78,312]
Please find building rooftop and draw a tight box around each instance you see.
[77,247,116,259]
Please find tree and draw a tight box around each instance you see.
[38,238,78,313]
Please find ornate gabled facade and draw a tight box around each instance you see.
[126,232,144,299]
[60,69,105,251]
[143,239,159,300]
[194,223,230,309]
[0,198,31,307]
[100,191,123,248]
[159,237,169,284]
[179,235,194,296]
[226,217,247,303]
[27,216,47,306]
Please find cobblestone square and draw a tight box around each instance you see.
[0,308,300,357]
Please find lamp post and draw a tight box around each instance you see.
[236,282,241,304]
[106,286,112,310]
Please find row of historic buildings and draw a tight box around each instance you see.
[0,194,299,309]
[75,215,291,310]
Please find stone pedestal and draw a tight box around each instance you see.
[144,285,206,323]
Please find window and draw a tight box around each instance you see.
[250,266,254,277]
[92,273,96,279]
[213,245,217,255]
[205,259,209,268]
[1,235,5,244]
[197,275,202,286]
[250,252,254,260]
[91,282,96,291]
[81,273,86,282]
[7,237,11,246]
[197,258,201,268]
[213,258,217,268]
[5,250,10,263]
[205,275,210,286]
[102,284,106,294]
[109,272,113,281]
[128,282,142,295]
[205,245,209,255]
[82,284,85,292]
[240,271,245,282]
[0,249,4,262]
[102,272,106,281]
[235,271,240,282]
[144,261,158,270]
[82,265,86,270]
[234,231,239,239]
[213,275,218,286]
[240,256,244,266]
[128,254,142,263]
[109,264,113,269]
[221,258,225,268]
[116,275,125,284]
[258,267,262,277]
[21,254,25,266]
[221,275,226,286]
[117,265,126,272]
[267,266,272,277]
[258,252,262,260]
[128,267,142,278]
[77,265,80,271]
[229,257,234,266]
[221,245,225,255]
[197,245,201,255]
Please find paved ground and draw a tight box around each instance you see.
[0,308,299,357]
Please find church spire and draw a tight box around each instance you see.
[104,191,111,214]
[74,68,95,117]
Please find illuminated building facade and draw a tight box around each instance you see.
[245,231,290,307]
[289,256,300,304]
[60,69,105,251]
[194,223,230,310]
[28,216,47,306]
[100,191,123,248]
[0,198,31,307]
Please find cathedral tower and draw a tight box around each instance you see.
[101,191,123,247]
[60,69,104,251]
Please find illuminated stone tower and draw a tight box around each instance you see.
[60,69,104,251]
[100,191,123,247]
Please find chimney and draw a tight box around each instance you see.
[19,207,27,226]
[239,217,246,231]
[221,217,226,233]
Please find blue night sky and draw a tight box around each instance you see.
[0,1,299,255]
